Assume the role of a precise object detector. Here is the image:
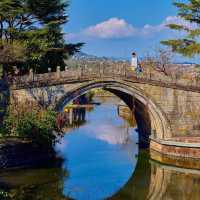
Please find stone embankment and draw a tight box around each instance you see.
[0,138,60,170]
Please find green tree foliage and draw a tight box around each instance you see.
[0,0,82,75]
[161,0,200,57]
[0,0,26,69]
[1,103,58,147]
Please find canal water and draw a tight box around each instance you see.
[0,96,200,200]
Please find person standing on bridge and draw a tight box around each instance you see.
[131,52,142,76]
[131,52,138,70]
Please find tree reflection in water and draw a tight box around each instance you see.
[1,95,200,200]
[0,151,200,200]
[0,167,71,200]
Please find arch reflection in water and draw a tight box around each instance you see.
[109,150,200,200]
[0,96,200,200]
[56,96,139,200]
[148,162,200,200]
[56,96,200,200]
[1,152,200,200]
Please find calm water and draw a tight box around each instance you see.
[0,97,200,200]
[55,97,139,200]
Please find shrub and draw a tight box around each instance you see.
[1,103,58,148]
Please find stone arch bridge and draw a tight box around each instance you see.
[9,61,200,158]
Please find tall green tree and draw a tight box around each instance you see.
[26,0,82,72]
[0,0,82,75]
[161,0,200,57]
[28,0,82,72]
[0,0,26,74]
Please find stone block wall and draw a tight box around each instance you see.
[10,78,200,140]
[134,83,200,138]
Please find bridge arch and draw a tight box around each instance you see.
[55,79,172,141]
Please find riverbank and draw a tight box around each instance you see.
[151,149,200,170]
[0,138,62,171]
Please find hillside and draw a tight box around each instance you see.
[72,52,128,62]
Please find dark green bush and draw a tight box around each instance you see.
[1,104,58,148]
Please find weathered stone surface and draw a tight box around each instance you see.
[10,79,171,140]
[10,77,200,158]
[11,78,200,138]
[150,149,200,169]
[150,139,200,159]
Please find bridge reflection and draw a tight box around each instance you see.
[56,94,94,130]
[109,150,200,200]
[1,150,200,200]
[56,107,87,132]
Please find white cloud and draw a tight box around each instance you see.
[164,16,182,25]
[65,16,198,41]
[83,18,137,39]
[164,16,197,30]
[141,24,164,35]
[141,16,182,35]
[139,15,198,36]
[90,124,130,145]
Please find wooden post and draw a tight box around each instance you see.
[69,108,73,125]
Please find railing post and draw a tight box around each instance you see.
[57,66,61,79]
[85,64,87,77]
[80,65,84,78]
[29,68,34,82]
[78,64,81,79]
[102,63,105,76]
[100,62,103,77]
[123,63,127,78]
[112,63,114,76]
[98,63,101,78]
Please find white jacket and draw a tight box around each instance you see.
[131,57,138,69]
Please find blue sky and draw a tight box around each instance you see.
[63,0,198,62]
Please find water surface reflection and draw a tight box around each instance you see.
[55,97,139,200]
[1,151,200,200]
[0,97,200,200]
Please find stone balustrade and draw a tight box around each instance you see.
[7,61,200,92]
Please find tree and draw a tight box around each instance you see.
[0,0,27,74]
[26,0,83,72]
[142,48,173,76]
[161,0,200,57]
[0,0,82,75]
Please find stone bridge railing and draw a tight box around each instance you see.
[8,61,200,92]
